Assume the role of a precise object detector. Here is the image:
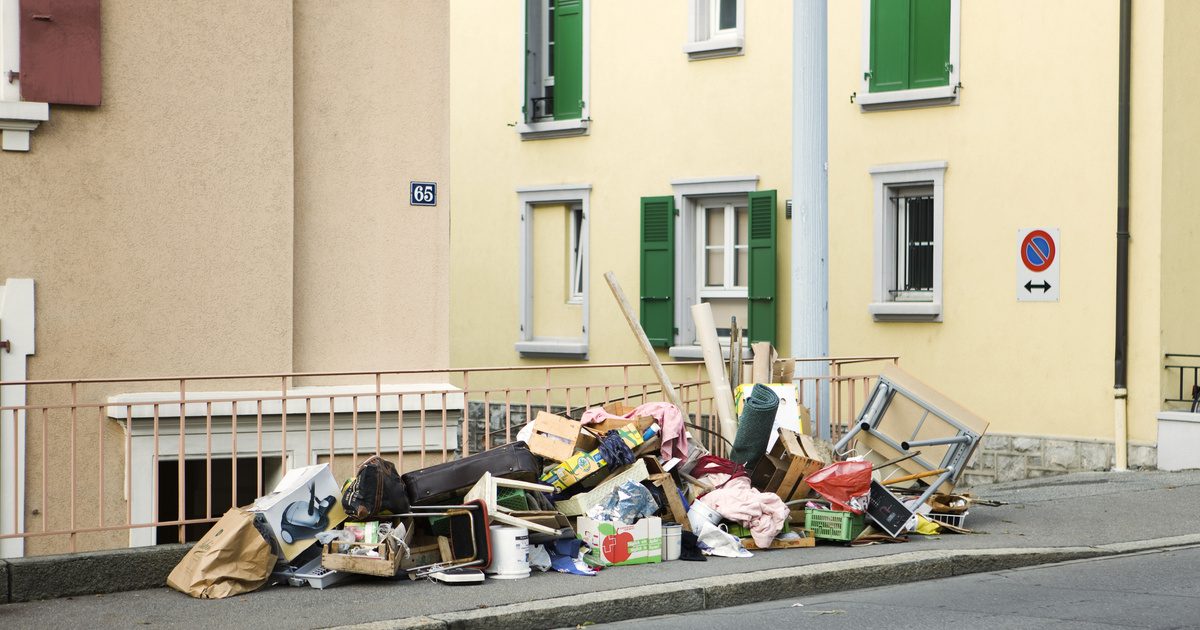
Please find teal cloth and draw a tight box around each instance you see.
[728,384,780,469]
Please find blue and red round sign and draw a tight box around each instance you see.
[1021,230,1056,272]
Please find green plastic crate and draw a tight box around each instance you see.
[804,508,866,542]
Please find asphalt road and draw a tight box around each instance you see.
[601,545,1200,629]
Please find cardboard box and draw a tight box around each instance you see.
[526,411,583,462]
[322,521,441,577]
[250,464,347,561]
[540,422,649,491]
[577,516,662,566]
[322,538,403,577]
[750,428,828,502]
[553,458,650,516]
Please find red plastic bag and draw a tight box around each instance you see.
[806,460,872,514]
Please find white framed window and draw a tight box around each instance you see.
[516,184,590,357]
[669,176,758,358]
[696,198,749,345]
[857,0,961,110]
[869,161,946,322]
[684,0,744,61]
[519,0,589,140]
[0,0,49,152]
[568,205,584,304]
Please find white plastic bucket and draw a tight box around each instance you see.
[661,524,682,561]
[687,501,722,531]
[485,525,530,580]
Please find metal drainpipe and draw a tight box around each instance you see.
[793,0,830,438]
[1113,0,1131,471]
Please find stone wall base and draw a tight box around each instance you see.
[961,434,1157,487]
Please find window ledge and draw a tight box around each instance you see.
[516,339,588,359]
[869,301,942,322]
[0,101,50,152]
[669,345,754,360]
[516,118,589,141]
[683,35,744,60]
[858,85,958,112]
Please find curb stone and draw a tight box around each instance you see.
[5,543,191,603]
[328,535,1200,630]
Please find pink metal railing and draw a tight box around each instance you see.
[0,356,896,555]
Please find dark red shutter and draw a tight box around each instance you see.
[19,0,102,106]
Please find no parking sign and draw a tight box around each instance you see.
[1017,228,1059,302]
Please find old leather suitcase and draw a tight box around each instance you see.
[403,442,542,505]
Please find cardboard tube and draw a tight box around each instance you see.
[691,303,738,444]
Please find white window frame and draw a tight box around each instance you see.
[568,204,584,304]
[516,184,590,357]
[857,0,961,111]
[668,176,758,359]
[518,0,590,140]
[0,0,49,152]
[869,161,946,322]
[684,0,744,61]
[109,385,463,548]
[696,198,749,299]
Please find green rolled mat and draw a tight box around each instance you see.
[728,383,780,469]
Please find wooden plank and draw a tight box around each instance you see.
[603,272,697,442]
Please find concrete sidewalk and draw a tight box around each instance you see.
[3,470,1199,629]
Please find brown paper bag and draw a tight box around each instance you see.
[167,507,274,599]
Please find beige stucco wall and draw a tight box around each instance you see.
[293,0,450,376]
[1159,0,1200,408]
[4,1,451,555]
[449,1,793,387]
[827,1,1165,443]
[4,0,295,553]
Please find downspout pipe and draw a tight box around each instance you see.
[793,0,830,438]
[1113,0,1131,470]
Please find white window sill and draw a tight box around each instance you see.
[858,85,958,112]
[668,345,754,360]
[869,301,942,322]
[516,339,588,358]
[683,35,744,61]
[0,101,50,152]
[516,118,589,141]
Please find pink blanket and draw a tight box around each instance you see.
[698,473,788,548]
[579,402,688,461]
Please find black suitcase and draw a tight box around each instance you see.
[402,441,543,505]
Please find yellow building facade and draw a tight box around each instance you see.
[449,0,793,381]
[451,0,1200,481]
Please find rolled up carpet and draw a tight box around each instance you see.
[728,383,779,468]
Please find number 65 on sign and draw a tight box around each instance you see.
[410,181,437,207]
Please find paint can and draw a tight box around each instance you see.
[485,525,530,580]
[660,524,682,561]
[687,501,722,531]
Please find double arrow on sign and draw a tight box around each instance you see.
[1024,280,1052,293]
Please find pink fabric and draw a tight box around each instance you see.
[698,473,788,548]
[579,402,688,461]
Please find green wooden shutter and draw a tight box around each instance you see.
[869,0,911,93]
[909,0,951,89]
[640,196,675,348]
[553,0,583,120]
[747,190,777,346]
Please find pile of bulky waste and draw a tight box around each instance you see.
[167,276,992,599]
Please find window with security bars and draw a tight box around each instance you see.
[895,194,934,297]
